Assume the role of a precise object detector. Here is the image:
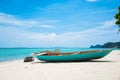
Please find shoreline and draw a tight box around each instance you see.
[0,50,119,63]
[0,50,120,80]
[0,49,119,63]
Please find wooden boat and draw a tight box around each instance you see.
[33,49,112,62]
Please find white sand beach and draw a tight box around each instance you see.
[0,50,120,80]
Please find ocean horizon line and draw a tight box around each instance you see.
[0,47,91,49]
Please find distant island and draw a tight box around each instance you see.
[90,42,120,48]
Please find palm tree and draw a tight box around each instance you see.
[115,6,120,33]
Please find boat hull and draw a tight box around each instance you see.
[35,50,112,62]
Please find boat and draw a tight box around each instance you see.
[32,49,112,62]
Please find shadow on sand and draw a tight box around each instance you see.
[32,60,115,64]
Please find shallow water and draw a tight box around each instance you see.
[0,48,108,62]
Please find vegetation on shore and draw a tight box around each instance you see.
[90,42,120,48]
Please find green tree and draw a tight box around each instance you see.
[115,6,120,33]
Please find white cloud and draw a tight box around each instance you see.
[84,20,115,31]
[86,0,98,2]
[29,32,57,42]
[0,12,55,29]
[0,12,119,47]
[0,19,119,47]
[54,20,118,47]
[53,20,118,47]
[0,26,57,47]
[0,12,36,28]
[40,24,55,28]
[92,9,116,14]
[97,20,115,28]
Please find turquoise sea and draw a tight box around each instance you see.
[0,48,109,62]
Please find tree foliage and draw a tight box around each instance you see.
[115,6,120,24]
[115,6,120,33]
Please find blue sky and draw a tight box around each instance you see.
[0,0,120,47]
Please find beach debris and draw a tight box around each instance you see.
[24,56,34,62]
